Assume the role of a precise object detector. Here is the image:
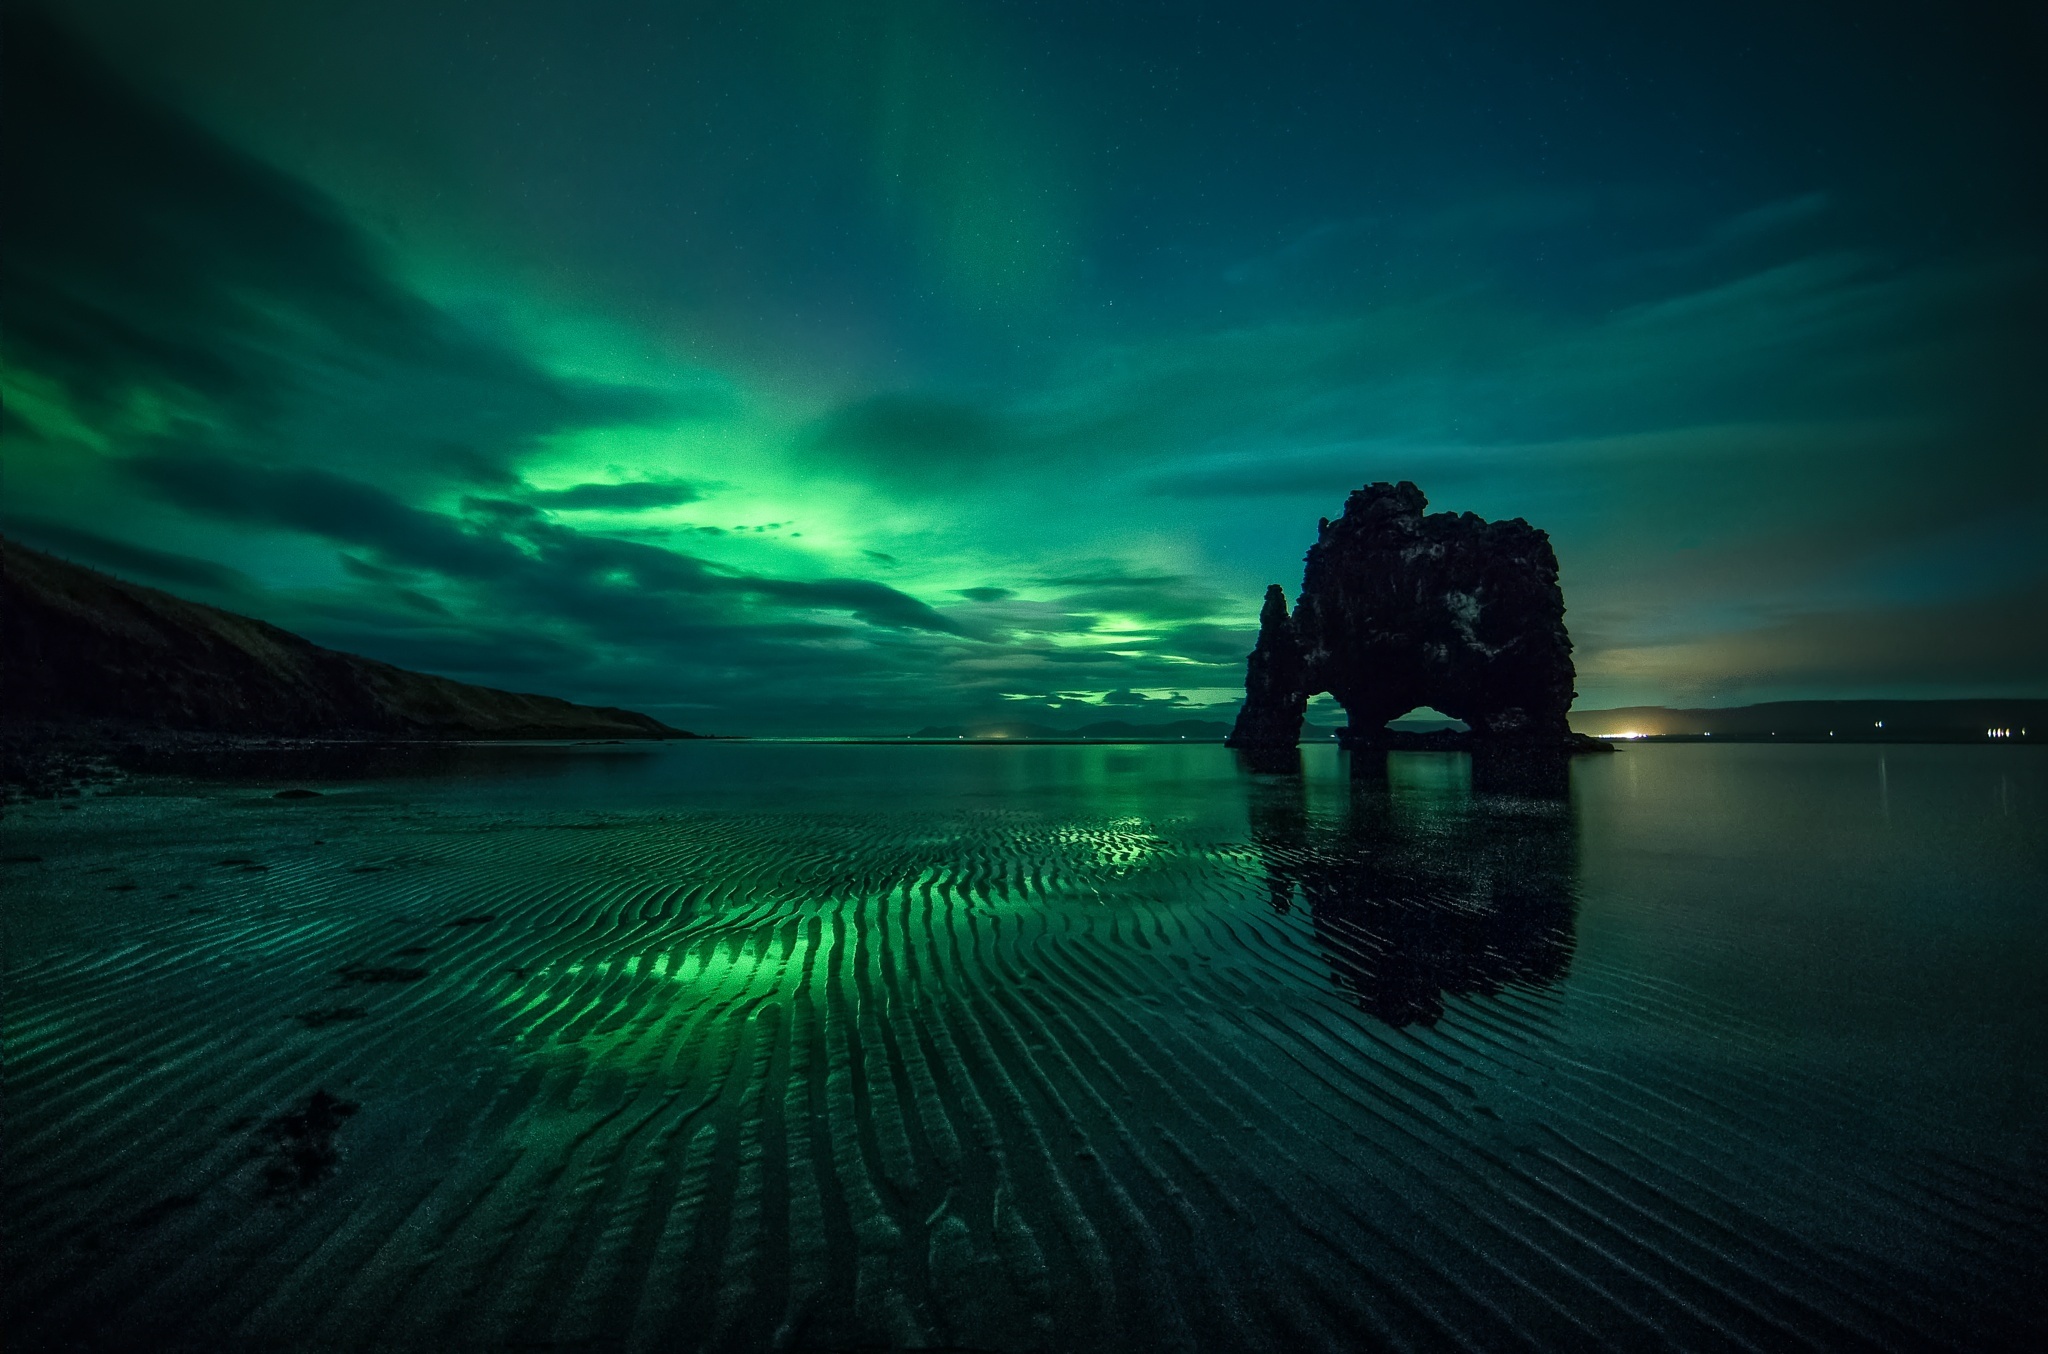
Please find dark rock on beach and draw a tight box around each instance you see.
[1228,482,1609,754]
[260,1090,360,1193]
[0,728,121,805]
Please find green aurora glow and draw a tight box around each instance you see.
[3,2,2042,732]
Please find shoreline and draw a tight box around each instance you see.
[11,724,2039,802]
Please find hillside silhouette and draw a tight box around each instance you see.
[2,536,689,740]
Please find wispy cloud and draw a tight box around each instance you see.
[526,480,702,510]
[0,7,680,490]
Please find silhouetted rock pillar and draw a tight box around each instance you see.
[1293,481,1577,742]
[1226,584,1309,750]
[1229,481,1596,752]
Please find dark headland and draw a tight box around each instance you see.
[2,536,693,792]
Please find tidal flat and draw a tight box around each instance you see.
[4,743,2043,1352]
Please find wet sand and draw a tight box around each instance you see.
[4,743,2044,1352]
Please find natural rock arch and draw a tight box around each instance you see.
[1226,482,1587,751]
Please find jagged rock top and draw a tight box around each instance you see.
[1230,482,1592,751]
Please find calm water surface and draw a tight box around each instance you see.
[4,743,2043,1351]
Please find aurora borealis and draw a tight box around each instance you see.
[4,2,2043,733]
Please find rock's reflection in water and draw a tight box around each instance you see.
[1247,750,1579,1026]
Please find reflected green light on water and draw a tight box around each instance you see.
[5,743,2044,1352]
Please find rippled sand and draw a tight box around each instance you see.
[5,744,2044,1351]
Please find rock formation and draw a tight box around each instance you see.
[1228,585,1310,749]
[1227,482,1602,752]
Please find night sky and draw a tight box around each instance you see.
[5,2,2043,733]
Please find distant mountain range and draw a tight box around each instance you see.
[914,703,2042,744]
[1,537,691,740]
[1568,701,2042,742]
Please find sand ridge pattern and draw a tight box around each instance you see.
[4,776,2044,1352]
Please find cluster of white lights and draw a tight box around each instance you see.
[1986,727,2021,739]
[1598,731,1648,739]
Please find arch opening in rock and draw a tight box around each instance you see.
[1389,707,1467,733]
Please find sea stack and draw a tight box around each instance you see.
[1227,482,1601,752]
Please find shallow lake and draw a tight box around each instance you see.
[5,743,2044,1352]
